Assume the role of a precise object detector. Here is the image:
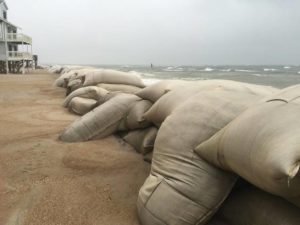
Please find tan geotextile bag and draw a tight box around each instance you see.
[83,69,145,88]
[68,97,97,115]
[138,88,268,225]
[97,83,141,94]
[63,86,108,108]
[143,80,277,127]
[60,94,140,142]
[195,85,300,207]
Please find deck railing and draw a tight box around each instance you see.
[1,33,32,44]
[8,51,32,60]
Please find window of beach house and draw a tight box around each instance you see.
[3,11,6,20]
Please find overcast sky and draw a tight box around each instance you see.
[6,0,300,65]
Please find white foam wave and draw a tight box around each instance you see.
[298,71,300,74]
[284,66,291,69]
[198,67,214,72]
[252,74,262,77]
[264,68,277,72]
[220,69,232,72]
[163,66,184,72]
[203,67,214,72]
[235,69,254,72]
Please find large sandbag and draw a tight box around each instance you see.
[126,100,153,130]
[195,85,300,207]
[217,187,300,225]
[122,127,158,154]
[68,97,97,115]
[144,80,277,127]
[66,78,83,95]
[63,86,109,108]
[143,85,206,127]
[117,99,153,131]
[83,69,145,88]
[137,79,276,103]
[54,68,95,87]
[97,83,141,94]
[138,88,266,225]
[60,94,141,142]
[136,80,189,102]
[48,65,63,74]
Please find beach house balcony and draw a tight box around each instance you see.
[0,33,32,45]
[8,51,32,60]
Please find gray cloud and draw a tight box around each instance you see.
[7,0,300,65]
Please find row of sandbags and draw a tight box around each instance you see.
[51,66,145,96]
[50,66,158,156]
[136,81,279,225]
[52,66,300,225]
[137,83,300,225]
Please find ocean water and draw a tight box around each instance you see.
[91,65,300,88]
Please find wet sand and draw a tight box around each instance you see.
[0,70,150,225]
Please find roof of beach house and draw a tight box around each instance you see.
[0,0,18,29]
[0,0,8,10]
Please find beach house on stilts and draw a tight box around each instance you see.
[0,0,35,74]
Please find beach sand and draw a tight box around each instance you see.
[0,70,150,225]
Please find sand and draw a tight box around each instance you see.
[0,70,150,225]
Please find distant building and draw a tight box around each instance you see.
[0,0,34,74]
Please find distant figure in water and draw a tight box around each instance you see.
[150,63,153,69]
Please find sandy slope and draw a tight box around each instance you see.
[0,70,150,225]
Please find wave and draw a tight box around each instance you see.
[163,66,184,72]
[264,68,277,72]
[220,69,232,72]
[298,71,300,74]
[284,66,291,69]
[251,74,262,77]
[235,69,255,72]
[199,67,214,72]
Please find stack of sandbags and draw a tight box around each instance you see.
[137,82,277,225]
[195,84,300,207]
[48,65,63,74]
[142,80,277,127]
[63,85,149,117]
[63,86,109,115]
[54,68,94,88]
[60,93,153,142]
[136,80,190,102]
[54,68,145,98]
[216,187,300,225]
[136,79,275,103]
[63,86,109,110]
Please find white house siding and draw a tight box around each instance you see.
[0,42,6,60]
